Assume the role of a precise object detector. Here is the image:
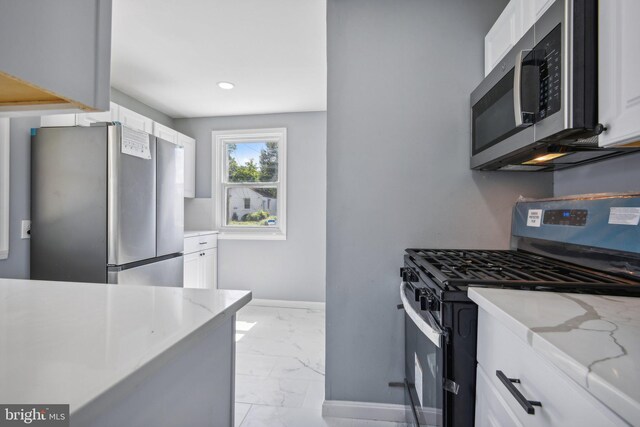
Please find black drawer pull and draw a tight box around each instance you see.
[496,370,542,415]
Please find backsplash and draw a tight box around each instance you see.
[184,197,215,230]
[554,151,640,196]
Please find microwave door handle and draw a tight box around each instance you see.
[514,49,533,128]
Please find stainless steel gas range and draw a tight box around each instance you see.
[400,193,640,426]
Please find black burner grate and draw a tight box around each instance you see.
[406,249,639,292]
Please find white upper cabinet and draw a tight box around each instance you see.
[77,103,119,126]
[116,105,154,134]
[484,0,557,76]
[485,0,529,76]
[41,102,118,127]
[532,0,556,21]
[153,122,179,144]
[0,0,112,116]
[178,133,196,198]
[598,0,640,147]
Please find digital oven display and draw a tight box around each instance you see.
[543,209,588,226]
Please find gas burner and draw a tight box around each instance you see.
[405,248,640,296]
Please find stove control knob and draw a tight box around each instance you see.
[401,268,418,283]
[414,288,422,302]
[420,295,438,311]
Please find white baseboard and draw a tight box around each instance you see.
[322,400,407,423]
[249,298,325,310]
[323,400,441,424]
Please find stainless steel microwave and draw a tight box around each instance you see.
[470,0,630,171]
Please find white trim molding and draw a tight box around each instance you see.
[212,128,287,240]
[322,400,407,423]
[0,118,9,260]
[323,400,441,424]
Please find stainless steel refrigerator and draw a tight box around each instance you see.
[31,123,184,286]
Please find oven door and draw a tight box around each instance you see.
[402,282,444,426]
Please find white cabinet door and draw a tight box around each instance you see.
[599,0,640,147]
[179,133,196,198]
[485,0,530,76]
[200,249,217,289]
[532,0,555,20]
[117,105,154,133]
[40,114,79,127]
[153,122,179,144]
[183,252,201,288]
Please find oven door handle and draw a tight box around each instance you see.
[400,282,444,348]
[514,49,534,128]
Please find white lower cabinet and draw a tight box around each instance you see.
[183,233,217,289]
[200,248,217,289]
[476,365,523,427]
[184,252,200,288]
[475,308,625,427]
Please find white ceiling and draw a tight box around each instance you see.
[111,0,327,119]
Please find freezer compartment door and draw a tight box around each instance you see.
[108,255,184,287]
[156,138,184,257]
[108,125,157,265]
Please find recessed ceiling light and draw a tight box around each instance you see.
[217,81,235,90]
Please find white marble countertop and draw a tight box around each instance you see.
[469,288,640,425]
[184,230,218,238]
[0,278,250,415]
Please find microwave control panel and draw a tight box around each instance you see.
[536,25,562,121]
[543,209,588,226]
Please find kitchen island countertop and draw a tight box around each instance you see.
[469,288,640,425]
[0,278,250,418]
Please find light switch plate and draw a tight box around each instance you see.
[21,220,30,239]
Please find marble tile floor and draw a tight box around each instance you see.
[234,301,408,427]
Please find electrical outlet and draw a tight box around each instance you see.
[21,220,31,239]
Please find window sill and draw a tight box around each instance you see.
[218,231,286,241]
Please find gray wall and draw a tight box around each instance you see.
[554,152,640,196]
[0,117,39,279]
[174,112,327,302]
[0,91,174,280]
[326,0,552,405]
[111,88,175,128]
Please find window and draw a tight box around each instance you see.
[0,118,9,259]
[213,128,287,240]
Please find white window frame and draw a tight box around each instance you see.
[213,128,287,240]
[0,118,9,259]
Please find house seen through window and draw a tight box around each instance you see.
[214,128,286,239]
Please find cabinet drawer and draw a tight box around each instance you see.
[477,309,624,426]
[184,233,217,254]
[476,364,523,427]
